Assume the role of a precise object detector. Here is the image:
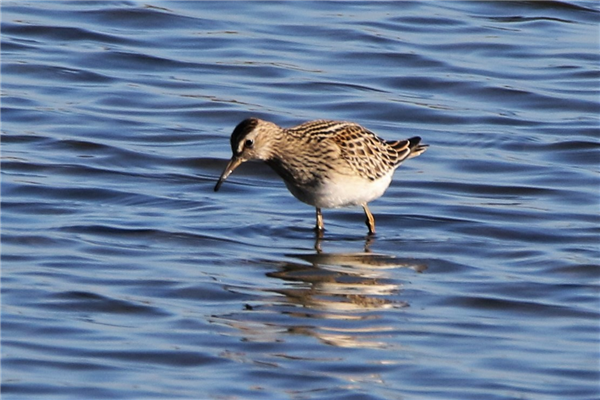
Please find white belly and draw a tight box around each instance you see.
[283,171,394,208]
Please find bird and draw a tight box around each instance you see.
[214,118,427,235]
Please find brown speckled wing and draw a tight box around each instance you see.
[332,124,410,181]
[284,120,422,182]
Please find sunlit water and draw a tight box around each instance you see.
[2,1,599,399]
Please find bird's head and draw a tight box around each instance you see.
[214,118,281,191]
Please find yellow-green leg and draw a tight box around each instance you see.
[315,207,324,232]
[362,203,375,235]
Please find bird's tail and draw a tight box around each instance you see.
[386,136,428,161]
[406,136,428,159]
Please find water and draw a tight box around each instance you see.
[2,1,599,399]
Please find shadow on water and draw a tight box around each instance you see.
[211,236,427,350]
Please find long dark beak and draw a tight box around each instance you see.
[214,156,243,192]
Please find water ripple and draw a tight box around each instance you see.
[2,1,599,399]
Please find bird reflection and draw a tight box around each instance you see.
[212,241,427,350]
[268,250,426,315]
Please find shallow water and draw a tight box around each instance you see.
[2,1,599,399]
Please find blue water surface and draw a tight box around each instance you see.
[2,1,599,399]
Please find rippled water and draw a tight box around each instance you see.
[2,1,599,399]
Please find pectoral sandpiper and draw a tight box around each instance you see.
[214,118,427,234]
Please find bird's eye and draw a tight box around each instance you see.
[244,139,254,148]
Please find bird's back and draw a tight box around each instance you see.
[285,120,427,182]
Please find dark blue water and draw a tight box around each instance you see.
[2,1,599,399]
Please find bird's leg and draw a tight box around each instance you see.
[315,207,324,232]
[364,235,375,253]
[362,203,375,235]
[314,233,323,253]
